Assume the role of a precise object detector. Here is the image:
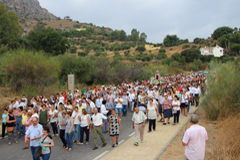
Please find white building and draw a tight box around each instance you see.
[200,45,224,57]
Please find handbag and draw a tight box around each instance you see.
[35,135,48,157]
[35,146,42,157]
[7,126,13,132]
[172,109,177,114]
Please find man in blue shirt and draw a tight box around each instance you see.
[25,117,43,160]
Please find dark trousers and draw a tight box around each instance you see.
[122,105,128,115]
[50,122,58,134]
[174,110,180,124]
[195,94,199,106]
[148,119,156,131]
[80,126,89,143]
[2,123,6,137]
[60,129,67,147]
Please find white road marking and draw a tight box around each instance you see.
[118,140,125,145]
[128,132,135,137]
[93,150,109,160]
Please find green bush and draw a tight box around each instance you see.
[135,45,146,52]
[169,61,179,67]
[155,52,167,60]
[182,44,190,49]
[0,49,59,91]
[191,45,197,48]
[20,18,25,23]
[70,46,78,53]
[162,57,174,65]
[78,51,87,57]
[201,61,240,120]
[159,49,166,53]
[124,50,130,57]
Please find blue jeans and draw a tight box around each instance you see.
[187,102,190,113]
[116,108,122,114]
[73,124,80,141]
[42,153,51,160]
[65,131,74,148]
[158,104,162,113]
[16,118,22,137]
[102,116,108,132]
[20,125,26,137]
[122,105,128,115]
[114,104,116,111]
[30,146,40,160]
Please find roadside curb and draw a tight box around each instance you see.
[153,106,199,160]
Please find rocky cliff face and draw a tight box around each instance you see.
[0,0,56,19]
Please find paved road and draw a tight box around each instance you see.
[0,108,135,160]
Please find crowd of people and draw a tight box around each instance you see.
[1,72,207,160]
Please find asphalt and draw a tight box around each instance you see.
[0,107,135,160]
[0,105,198,160]
[101,105,198,160]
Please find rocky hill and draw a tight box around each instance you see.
[0,0,56,19]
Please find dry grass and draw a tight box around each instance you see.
[159,107,240,160]
[211,115,240,160]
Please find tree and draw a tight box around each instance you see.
[64,16,70,19]
[110,31,119,41]
[193,37,204,44]
[27,27,70,56]
[193,59,202,69]
[70,46,77,53]
[139,32,147,42]
[170,61,179,67]
[181,48,201,63]
[131,29,139,41]
[212,26,234,40]
[171,52,181,61]
[0,3,23,48]
[163,35,180,47]
[119,30,127,41]
[155,52,167,60]
[162,57,174,65]
[231,44,240,54]
[136,45,146,52]
[159,49,166,53]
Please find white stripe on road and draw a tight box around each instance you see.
[128,132,135,137]
[118,140,125,145]
[93,150,109,160]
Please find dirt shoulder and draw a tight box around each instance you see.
[158,107,218,160]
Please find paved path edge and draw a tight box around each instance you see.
[153,107,199,160]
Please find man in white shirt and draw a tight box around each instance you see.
[132,107,147,146]
[194,84,201,107]
[21,94,28,108]
[115,95,123,120]
[182,114,208,160]
[92,108,107,150]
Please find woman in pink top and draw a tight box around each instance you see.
[162,95,172,125]
[22,112,33,150]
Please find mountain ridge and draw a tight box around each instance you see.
[0,0,56,19]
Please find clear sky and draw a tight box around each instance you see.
[38,0,240,43]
